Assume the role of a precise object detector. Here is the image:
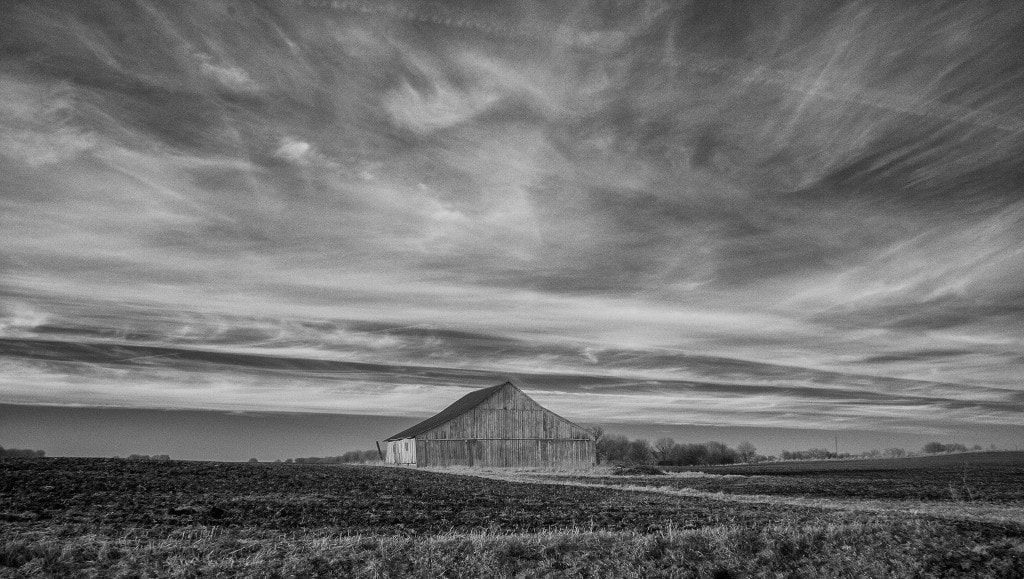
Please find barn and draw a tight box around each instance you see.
[384,381,596,468]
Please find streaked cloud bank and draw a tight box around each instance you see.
[2,0,1023,449]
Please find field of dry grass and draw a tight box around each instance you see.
[461,452,1024,527]
[2,455,1023,577]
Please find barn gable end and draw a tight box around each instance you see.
[384,382,595,468]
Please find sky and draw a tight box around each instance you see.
[1,0,1023,460]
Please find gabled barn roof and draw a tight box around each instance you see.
[385,382,512,441]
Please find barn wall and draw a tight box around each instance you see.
[385,438,416,465]
[417,438,595,468]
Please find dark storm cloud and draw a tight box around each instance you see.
[2,0,1024,437]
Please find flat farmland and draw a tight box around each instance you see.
[0,458,818,535]
[2,457,1024,577]
[550,452,1024,503]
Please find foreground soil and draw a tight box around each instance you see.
[0,458,824,534]
[2,458,1023,577]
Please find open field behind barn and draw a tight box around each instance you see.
[2,456,1024,577]
[523,452,1024,504]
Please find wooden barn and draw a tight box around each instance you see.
[384,381,596,468]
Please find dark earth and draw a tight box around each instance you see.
[2,457,1024,577]
[641,451,1024,503]
[0,457,824,535]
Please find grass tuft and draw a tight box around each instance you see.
[2,521,1022,577]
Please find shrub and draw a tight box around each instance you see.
[597,435,631,463]
[780,449,833,460]
[0,447,46,458]
[736,442,757,463]
[612,465,665,476]
[627,440,655,465]
[923,443,969,454]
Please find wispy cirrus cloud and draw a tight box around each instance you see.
[2,0,1024,449]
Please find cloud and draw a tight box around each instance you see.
[3,334,1020,435]
[2,0,1024,442]
[273,137,313,164]
[858,350,975,364]
[195,53,259,93]
[384,79,500,134]
[0,302,51,335]
[0,78,97,166]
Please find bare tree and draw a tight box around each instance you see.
[654,437,676,464]
[737,441,757,463]
[627,439,654,465]
[597,434,630,463]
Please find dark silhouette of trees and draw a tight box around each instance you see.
[736,441,757,463]
[626,439,654,464]
[654,438,676,464]
[596,435,747,466]
[0,446,45,458]
[597,434,631,464]
[922,442,968,454]
[284,450,381,464]
[780,448,833,460]
[703,441,737,465]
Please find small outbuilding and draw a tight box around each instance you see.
[384,381,596,468]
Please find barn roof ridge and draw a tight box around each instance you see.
[384,381,523,441]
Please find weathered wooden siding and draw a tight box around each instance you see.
[385,438,416,465]
[420,386,593,441]
[414,386,595,467]
[417,438,595,468]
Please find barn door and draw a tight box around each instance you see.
[466,439,476,467]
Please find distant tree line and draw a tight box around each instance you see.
[922,442,983,454]
[778,447,908,461]
[0,446,45,458]
[126,454,171,461]
[778,442,988,461]
[863,448,908,459]
[780,448,836,460]
[593,432,762,466]
[276,450,380,464]
[265,439,992,466]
